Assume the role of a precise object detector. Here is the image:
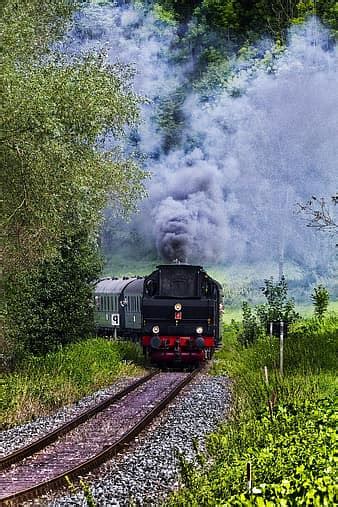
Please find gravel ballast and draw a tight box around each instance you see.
[45,372,231,506]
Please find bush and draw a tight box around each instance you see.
[311,284,330,319]
[257,276,300,328]
[238,301,261,347]
[5,232,102,357]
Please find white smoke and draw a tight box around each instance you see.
[66,5,338,267]
[141,18,338,264]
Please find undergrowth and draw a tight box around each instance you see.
[169,313,338,506]
[0,338,145,429]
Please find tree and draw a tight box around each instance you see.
[1,0,147,356]
[1,0,146,272]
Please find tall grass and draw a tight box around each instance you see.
[0,338,145,429]
[169,313,338,506]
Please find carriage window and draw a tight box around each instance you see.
[112,296,117,312]
[95,296,101,310]
[131,296,136,312]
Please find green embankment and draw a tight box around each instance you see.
[169,312,338,506]
[0,339,145,430]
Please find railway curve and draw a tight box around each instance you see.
[0,369,200,506]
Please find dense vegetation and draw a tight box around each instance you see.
[0,339,145,429]
[152,1,338,40]
[169,312,338,505]
[1,0,146,359]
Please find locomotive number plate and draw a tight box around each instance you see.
[111,313,120,326]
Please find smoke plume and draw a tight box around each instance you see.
[67,6,338,268]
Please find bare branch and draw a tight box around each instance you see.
[296,194,338,234]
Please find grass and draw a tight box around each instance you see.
[0,338,146,429]
[168,312,338,506]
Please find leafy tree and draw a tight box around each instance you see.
[1,0,147,356]
[1,0,146,272]
[257,276,300,328]
[5,231,102,355]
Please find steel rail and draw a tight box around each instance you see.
[0,367,200,506]
[0,370,158,471]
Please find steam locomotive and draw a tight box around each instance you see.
[94,264,223,365]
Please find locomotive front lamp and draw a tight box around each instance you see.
[196,326,203,334]
[174,303,182,311]
[152,325,160,334]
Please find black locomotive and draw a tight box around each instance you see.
[94,264,223,365]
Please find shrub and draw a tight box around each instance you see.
[238,302,261,347]
[5,232,102,357]
[311,284,330,319]
[257,276,300,328]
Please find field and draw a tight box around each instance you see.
[169,313,338,506]
[223,300,338,323]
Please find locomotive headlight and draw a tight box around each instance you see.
[196,326,203,334]
[152,325,160,334]
[174,303,182,311]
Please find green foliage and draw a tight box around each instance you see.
[2,0,146,269]
[257,276,300,328]
[238,301,261,347]
[169,313,338,505]
[157,88,187,151]
[2,46,145,268]
[148,0,337,101]
[153,3,178,24]
[195,0,239,32]
[237,277,299,347]
[5,232,102,356]
[311,284,330,319]
[0,338,145,428]
[152,0,338,37]
[2,0,148,356]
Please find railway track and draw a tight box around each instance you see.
[0,368,200,506]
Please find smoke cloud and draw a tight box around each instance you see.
[67,6,338,268]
